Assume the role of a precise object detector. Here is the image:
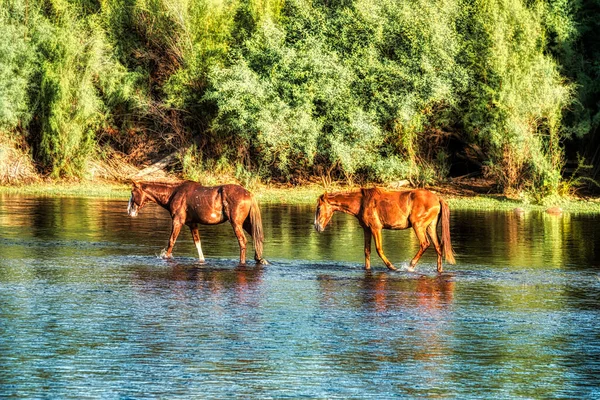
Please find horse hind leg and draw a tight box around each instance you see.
[409,223,430,272]
[232,221,248,265]
[190,224,205,263]
[224,197,248,265]
[427,221,443,273]
[372,228,397,271]
[243,218,264,264]
[363,227,372,270]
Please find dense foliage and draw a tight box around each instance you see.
[0,0,597,196]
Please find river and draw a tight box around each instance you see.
[0,195,599,398]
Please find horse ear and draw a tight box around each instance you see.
[132,180,141,189]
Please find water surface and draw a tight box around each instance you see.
[1,196,599,398]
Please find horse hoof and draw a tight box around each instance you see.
[406,266,415,272]
[256,258,269,265]
[159,249,172,259]
[388,265,398,271]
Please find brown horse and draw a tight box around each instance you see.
[127,180,266,264]
[314,188,455,272]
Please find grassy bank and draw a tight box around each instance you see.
[1,182,600,213]
[0,182,131,198]
[444,195,600,213]
[0,182,323,203]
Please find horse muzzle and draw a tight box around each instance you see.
[314,221,324,233]
[127,196,139,217]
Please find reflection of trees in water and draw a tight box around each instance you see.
[263,204,367,262]
[454,210,598,268]
[0,196,108,281]
[504,211,572,268]
[2,198,600,267]
[7,199,599,271]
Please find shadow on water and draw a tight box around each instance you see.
[1,195,600,398]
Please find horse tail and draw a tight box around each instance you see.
[439,198,456,264]
[249,195,265,263]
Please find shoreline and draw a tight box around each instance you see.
[1,181,599,213]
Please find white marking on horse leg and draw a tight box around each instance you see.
[190,225,205,263]
[196,241,205,263]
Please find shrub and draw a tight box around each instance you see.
[0,17,33,132]
[0,0,582,196]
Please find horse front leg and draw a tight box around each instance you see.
[363,227,372,270]
[164,218,183,258]
[190,223,205,263]
[372,228,397,271]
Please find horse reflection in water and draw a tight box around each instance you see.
[127,180,267,265]
[319,273,455,376]
[366,273,455,312]
[135,263,264,306]
[318,273,455,313]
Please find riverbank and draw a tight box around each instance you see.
[1,180,600,213]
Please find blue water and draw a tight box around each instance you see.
[1,196,599,398]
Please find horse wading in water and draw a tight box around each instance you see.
[127,181,266,265]
[314,188,455,272]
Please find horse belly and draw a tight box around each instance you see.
[384,219,410,230]
[187,206,225,225]
[186,190,225,225]
[378,200,410,230]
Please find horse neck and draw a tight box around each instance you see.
[327,192,362,216]
[141,183,178,208]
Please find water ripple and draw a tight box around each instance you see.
[1,198,600,398]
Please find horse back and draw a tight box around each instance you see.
[216,184,254,224]
[180,183,252,225]
[361,188,439,229]
[172,182,224,224]
[399,189,442,230]
[407,189,441,215]
[219,184,253,205]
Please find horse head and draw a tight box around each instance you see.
[314,193,334,233]
[128,181,148,217]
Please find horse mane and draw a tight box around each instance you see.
[360,187,383,202]
[323,188,361,200]
[322,187,390,204]
[138,180,186,187]
[133,180,190,206]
